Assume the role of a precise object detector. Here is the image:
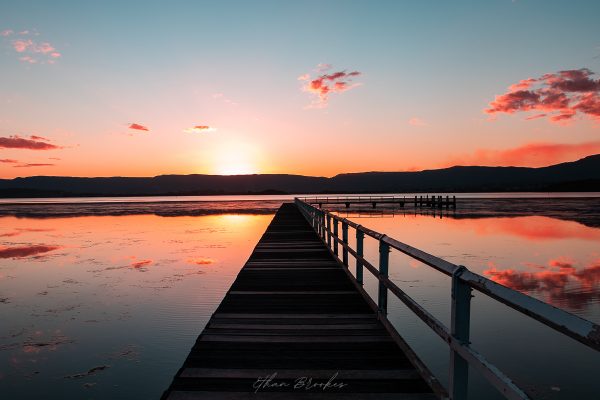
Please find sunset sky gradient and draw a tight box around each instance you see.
[1,0,600,178]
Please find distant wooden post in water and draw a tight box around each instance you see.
[305,195,456,210]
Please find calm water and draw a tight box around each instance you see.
[0,213,272,399]
[337,211,600,399]
[1,196,599,399]
[1,191,599,204]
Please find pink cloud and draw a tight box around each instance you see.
[0,245,61,259]
[485,68,600,123]
[128,123,149,131]
[442,140,600,167]
[316,63,332,72]
[183,125,216,134]
[29,135,50,141]
[19,56,37,64]
[408,117,427,126]
[12,39,32,52]
[299,65,362,108]
[0,135,61,150]
[0,159,18,163]
[211,93,238,106]
[3,30,61,64]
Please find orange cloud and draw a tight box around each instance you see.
[183,125,216,133]
[485,68,600,123]
[0,159,18,163]
[442,140,600,167]
[0,245,61,259]
[0,135,60,150]
[13,163,55,168]
[299,65,362,108]
[128,123,149,131]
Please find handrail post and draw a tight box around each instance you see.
[342,221,349,267]
[326,215,332,249]
[378,239,390,314]
[449,266,472,400]
[333,219,339,257]
[356,230,364,284]
[319,210,325,240]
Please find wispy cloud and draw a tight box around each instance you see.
[299,65,362,108]
[183,125,216,134]
[13,163,55,168]
[0,135,61,150]
[128,123,149,132]
[0,158,19,163]
[2,29,61,64]
[408,117,428,126]
[443,140,600,167]
[485,68,600,123]
[441,140,600,167]
[212,93,238,106]
[30,135,50,141]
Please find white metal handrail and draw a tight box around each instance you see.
[294,197,599,400]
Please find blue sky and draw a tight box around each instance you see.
[1,0,599,177]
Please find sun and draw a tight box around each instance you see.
[211,141,259,175]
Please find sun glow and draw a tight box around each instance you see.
[211,141,260,175]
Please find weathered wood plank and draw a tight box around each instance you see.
[161,203,438,399]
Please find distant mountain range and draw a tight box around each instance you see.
[1,155,599,197]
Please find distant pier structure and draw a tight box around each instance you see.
[299,195,457,210]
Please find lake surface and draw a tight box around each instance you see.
[335,210,600,399]
[1,195,599,399]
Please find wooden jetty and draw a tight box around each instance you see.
[163,200,599,400]
[162,203,442,399]
[299,195,456,209]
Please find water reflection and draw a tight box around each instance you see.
[345,212,600,318]
[0,245,62,258]
[485,259,600,310]
[0,213,273,399]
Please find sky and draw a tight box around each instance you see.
[1,0,599,178]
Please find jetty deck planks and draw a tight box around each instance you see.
[162,203,438,399]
